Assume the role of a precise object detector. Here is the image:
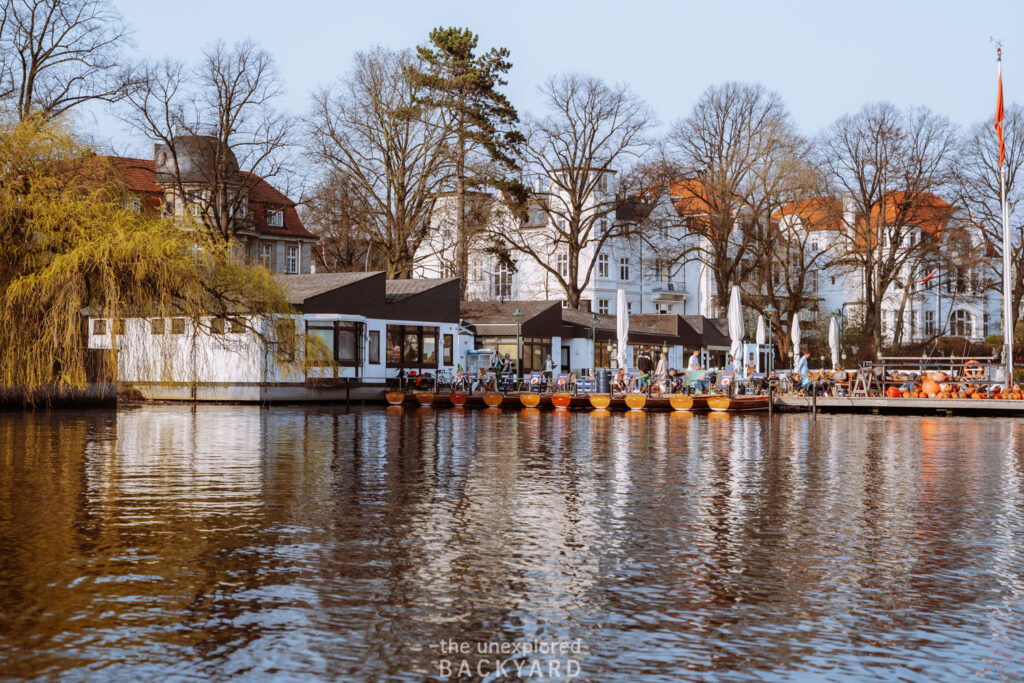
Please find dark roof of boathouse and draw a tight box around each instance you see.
[275,273,461,323]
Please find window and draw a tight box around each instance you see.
[92,319,106,335]
[306,320,363,366]
[368,330,381,364]
[229,318,247,334]
[951,310,972,337]
[171,318,186,335]
[492,261,512,299]
[150,318,165,335]
[656,303,672,314]
[443,334,453,365]
[626,302,633,313]
[619,257,630,281]
[259,243,273,269]
[924,310,935,336]
[598,219,608,237]
[113,319,125,336]
[386,325,439,366]
[211,318,226,334]
[809,270,819,293]
[598,298,609,314]
[286,245,299,273]
[557,219,566,230]
[557,253,568,277]
[831,275,837,286]
[597,253,609,278]
[597,175,607,192]
[267,209,284,228]
[275,319,296,360]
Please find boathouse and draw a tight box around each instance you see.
[87,273,465,401]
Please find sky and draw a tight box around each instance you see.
[94,0,1020,158]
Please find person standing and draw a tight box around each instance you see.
[543,353,554,380]
[687,349,701,372]
[636,346,653,392]
[795,351,811,391]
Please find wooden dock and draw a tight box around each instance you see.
[774,395,1024,416]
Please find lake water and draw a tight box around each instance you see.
[0,405,1022,681]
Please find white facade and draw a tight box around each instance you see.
[87,312,464,402]
[415,174,709,318]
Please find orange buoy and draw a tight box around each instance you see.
[670,395,694,411]
[519,393,540,408]
[385,391,405,405]
[483,392,503,407]
[624,393,647,411]
[551,392,572,409]
[588,394,611,409]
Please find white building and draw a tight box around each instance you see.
[87,273,467,401]
[415,172,711,318]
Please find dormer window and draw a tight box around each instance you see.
[267,209,284,228]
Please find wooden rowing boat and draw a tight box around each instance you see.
[707,395,769,412]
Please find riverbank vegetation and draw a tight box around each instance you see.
[0,115,292,396]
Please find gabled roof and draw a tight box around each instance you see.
[775,196,844,232]
[98,155,315,240]
[386,278,459,302]
[276,272,381,305]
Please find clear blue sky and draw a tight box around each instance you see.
[98,0,1020,156]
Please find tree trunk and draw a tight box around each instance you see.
[455,132,468,298]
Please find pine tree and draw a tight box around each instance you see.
[407,27,524,296]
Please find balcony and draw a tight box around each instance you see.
[651,281,685,302]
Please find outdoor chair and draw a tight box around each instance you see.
[521,371,544,392]
[716,371,734,392]
[498,372,517,392]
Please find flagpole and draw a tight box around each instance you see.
[998,47,1013,386]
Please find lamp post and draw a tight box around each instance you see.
[764,304,777,373]
[512,308,524,376]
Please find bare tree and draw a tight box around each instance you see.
[0,0,132,121]
[820,102,959,356]
[121,39,290,241]
[665,82,791,312]
[953,103,1024,336]
[308,47,452,278]
[303,171,382,272]
[742,136,834,362]
[499,74,653,309]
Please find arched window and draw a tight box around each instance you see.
[950,309,973,337]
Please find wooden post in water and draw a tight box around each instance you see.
[768,384,774,416]
[812,381,817,418]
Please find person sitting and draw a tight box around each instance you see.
[832,363,849,396]
[667,368,684,394]
[611,368,629,394]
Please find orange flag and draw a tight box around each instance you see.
[996,63,1005,168]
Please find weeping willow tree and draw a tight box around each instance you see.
[0,115,301,397]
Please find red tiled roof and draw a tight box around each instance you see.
[100,156,314,240]
[774,196,845,232]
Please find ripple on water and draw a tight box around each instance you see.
[0,406,1021,681]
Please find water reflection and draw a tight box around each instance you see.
[0,406,1022,680]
